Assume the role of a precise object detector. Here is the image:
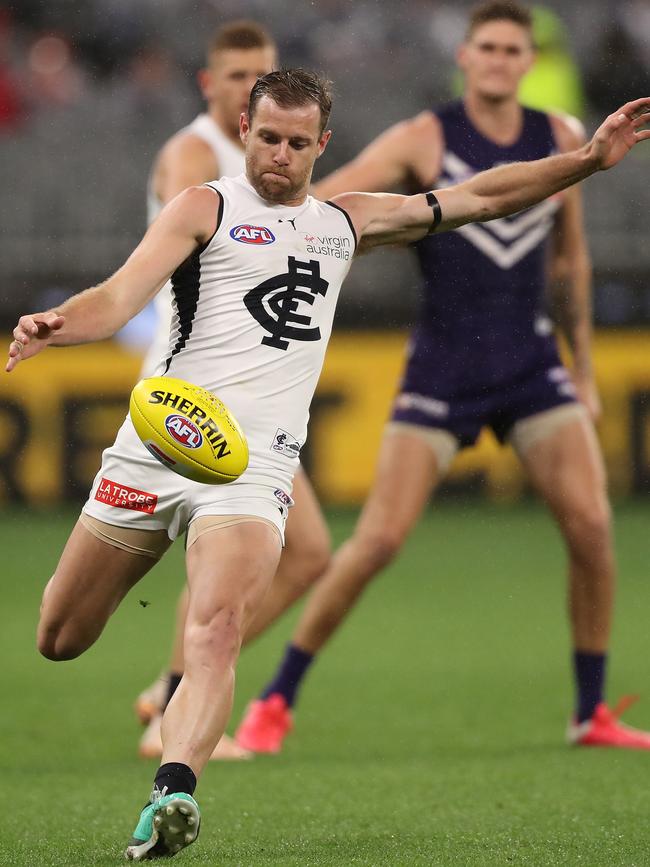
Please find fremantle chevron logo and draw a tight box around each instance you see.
[230,224,276,245]
[438,150,560,269]
[164,414,203,448]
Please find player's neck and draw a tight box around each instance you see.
[207,104,245,150]
[463,91,524,147]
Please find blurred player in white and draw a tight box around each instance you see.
[236,1,650,754]
[7,67,649,859]
[136,22,333,762]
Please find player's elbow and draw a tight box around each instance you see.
[551,251,592,285]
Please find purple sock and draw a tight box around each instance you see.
[573,651,606,723]
[261,643,314,707]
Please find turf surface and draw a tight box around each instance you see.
[2,502,650,866]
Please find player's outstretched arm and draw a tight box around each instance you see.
[6,186,220,373]
[337,98,650,252]
[435,98,650,230]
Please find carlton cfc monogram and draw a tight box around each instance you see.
[244,256,329,351]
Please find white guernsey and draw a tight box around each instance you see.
[143,114,249,376]
[84,174,355,540]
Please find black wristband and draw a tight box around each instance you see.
[425,191,442,233]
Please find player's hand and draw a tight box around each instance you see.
[588,97,650,171]
[6,312,65,372]
[573,371,602,422]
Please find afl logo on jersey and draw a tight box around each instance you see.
[230,224,276,245]
[164,414,204,449]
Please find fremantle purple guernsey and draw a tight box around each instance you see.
[393,101,577,444]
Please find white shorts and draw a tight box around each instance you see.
[82,416,294,544]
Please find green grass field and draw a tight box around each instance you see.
[2,502,650,866]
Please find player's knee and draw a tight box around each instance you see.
[296,532,332,588]
[355,525,404,573]
[564,501,612,557]
[279,526,331,596]
[37,623,85,661]
[184,606,244,670]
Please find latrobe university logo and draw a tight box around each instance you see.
[95,478,158,514]
[230,224,276,245]
[244,255,329,351]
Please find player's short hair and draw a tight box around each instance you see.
[466,1,533,39]
[248,68,333,134]
[207,20,276,59]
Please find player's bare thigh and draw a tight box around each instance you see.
[185,519,282,633]
[355,422,457,540]
[38,516,170,660]
[512,404,609,516]
[282,466,330,567]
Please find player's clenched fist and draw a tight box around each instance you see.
[6,311,65,372]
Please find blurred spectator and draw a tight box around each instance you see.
[26,32,86,110]
[518,6,585,118]
[584,18,650,115]
[105,42,195,134]
[0,8,26,131]
[2,0,650,331]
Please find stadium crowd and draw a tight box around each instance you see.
[2,0,650,329]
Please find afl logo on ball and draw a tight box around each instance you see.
[164,414,204,449]
[230,224,276,245]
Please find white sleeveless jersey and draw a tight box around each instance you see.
[142,115,245,375]
[151,173,356,480]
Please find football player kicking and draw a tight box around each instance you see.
[134,20,333,764]
[7,68,649,859]
[237,1,650,755]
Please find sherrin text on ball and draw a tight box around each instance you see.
[129,376,249,485]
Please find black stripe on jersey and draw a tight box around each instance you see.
[163,189,223,374]
[204,182,225,230]
[325,200,357,250]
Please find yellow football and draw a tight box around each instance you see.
[129,376,249,485]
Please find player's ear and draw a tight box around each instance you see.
[240,112,250,143]
[197,68,213,101]
[522,44,537,74]
[456,42,468,72]
[316,129,332,157]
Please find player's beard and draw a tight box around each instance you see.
[246,154,309,204]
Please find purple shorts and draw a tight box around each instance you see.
[391,363,577,447]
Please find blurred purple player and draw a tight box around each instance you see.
[237,0,650,753]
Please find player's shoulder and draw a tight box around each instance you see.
[548,111,587,151]
[389,110,442,147]
[165,183,222,222]
[157,128,218,175]
[163,184,223,245]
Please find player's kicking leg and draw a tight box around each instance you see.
[126,520,281,860]
[34,519,197,858]
[136,468,330,759]
[236,425,454,753]
[516,406,650,748]
[37,518,167,662]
